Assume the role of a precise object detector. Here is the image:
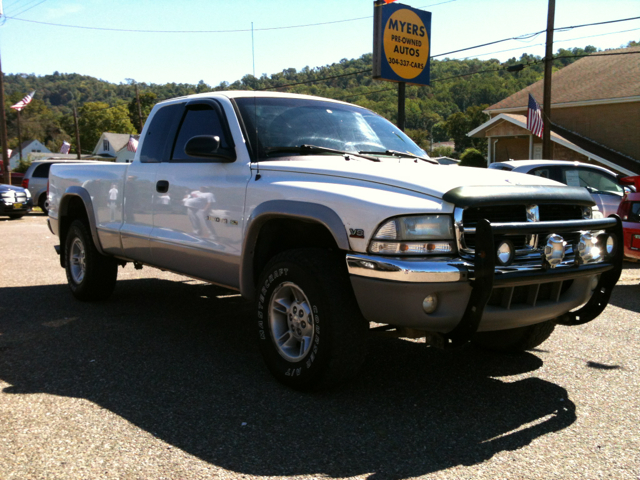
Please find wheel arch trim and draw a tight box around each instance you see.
[240,200,350,300]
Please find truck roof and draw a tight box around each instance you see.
[157,90,354,107]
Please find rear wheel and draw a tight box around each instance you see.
[256,248,367,390]
[472,320,556,353]
[64,219,118,301]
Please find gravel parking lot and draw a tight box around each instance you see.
[1,214,639,480]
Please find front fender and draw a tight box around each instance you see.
[240,200,350,300]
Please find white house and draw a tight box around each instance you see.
[9,140,51,169]
[93,133,139,163]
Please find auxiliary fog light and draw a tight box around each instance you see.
[422,294,439,314]
[496,239,515,266]
[577,232,601,264]
[543,234,566,268]
[590,274,601,293]
[597,233,617,258]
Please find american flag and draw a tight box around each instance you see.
[527,93,544,139]
[59,141,71,154]
[10,91,36,112]
[127,135,138,152]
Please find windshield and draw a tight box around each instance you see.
[235,96,429,161]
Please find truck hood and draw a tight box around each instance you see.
[255,157,561,198]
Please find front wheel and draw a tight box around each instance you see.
[256,249,367,390]
[64,219,118,301]
[472,320,556,353]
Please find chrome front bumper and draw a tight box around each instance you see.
[347,216,624,346]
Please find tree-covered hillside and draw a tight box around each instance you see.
[2,42,630,160]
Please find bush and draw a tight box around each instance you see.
[458,148,486,168]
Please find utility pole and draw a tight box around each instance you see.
[73,107,82,160]
[0,50,10,185]
[135,83,144,132]
[397,82,406,132]
[542,0,556,159]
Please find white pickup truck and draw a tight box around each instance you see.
[48,91,623,390]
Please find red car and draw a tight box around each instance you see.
[617,176,640,261]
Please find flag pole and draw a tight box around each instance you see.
[0,50,10,185]
[16,109,22,162]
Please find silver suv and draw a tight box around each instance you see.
[22,160,89,214]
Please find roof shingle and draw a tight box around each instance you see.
[487,46,640,111]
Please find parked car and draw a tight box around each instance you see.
[22,159,90,214]
[0,183,32,219]
[617,176,640,261]
[488,160,630,217]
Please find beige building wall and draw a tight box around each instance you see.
[550,102,640,161]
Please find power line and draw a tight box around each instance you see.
[432,16,640,58]
[453,26,640,60]
[257,70,370,91]
[10,0,47,18]
[2,0,457,33]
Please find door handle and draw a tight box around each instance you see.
[156,180,169,193]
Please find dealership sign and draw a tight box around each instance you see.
[373,2,432,85]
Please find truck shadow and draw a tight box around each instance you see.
[0,279,576,479]
[608,284,640,312]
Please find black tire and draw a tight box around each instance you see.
[8,214,24,220]
[472,320,556,353]
[256,248,368,390]
[64,219,118,301]
[38,194,48,215]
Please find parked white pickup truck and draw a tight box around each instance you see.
[48,91,623,390]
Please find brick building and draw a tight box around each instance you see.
[468,46,640,175]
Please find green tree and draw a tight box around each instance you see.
[78,102,136,153]
[459,148,486,168]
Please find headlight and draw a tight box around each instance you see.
[24,189,31,198]
[368,215,456,255]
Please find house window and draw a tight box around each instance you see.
[103,140,110,151]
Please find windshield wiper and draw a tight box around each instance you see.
[359,149,438,165]
[265,144,379,162]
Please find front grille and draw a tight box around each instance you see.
[458,203,589,257]
[462,205,528,250]
[539,204,583,221]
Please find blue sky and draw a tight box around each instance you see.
[0,0,638,86]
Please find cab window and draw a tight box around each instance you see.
[171,104,232,162]
[139,103,184,163]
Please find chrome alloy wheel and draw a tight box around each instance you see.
[268,281,315,361]
[70,237,87,284]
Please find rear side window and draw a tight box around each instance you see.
[171,104,232,162]
[139,103,184,163]
[530,166,561,182]
[33,163,52,178]
[488,163,513,171]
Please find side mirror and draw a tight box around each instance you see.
[185,135,236,162]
